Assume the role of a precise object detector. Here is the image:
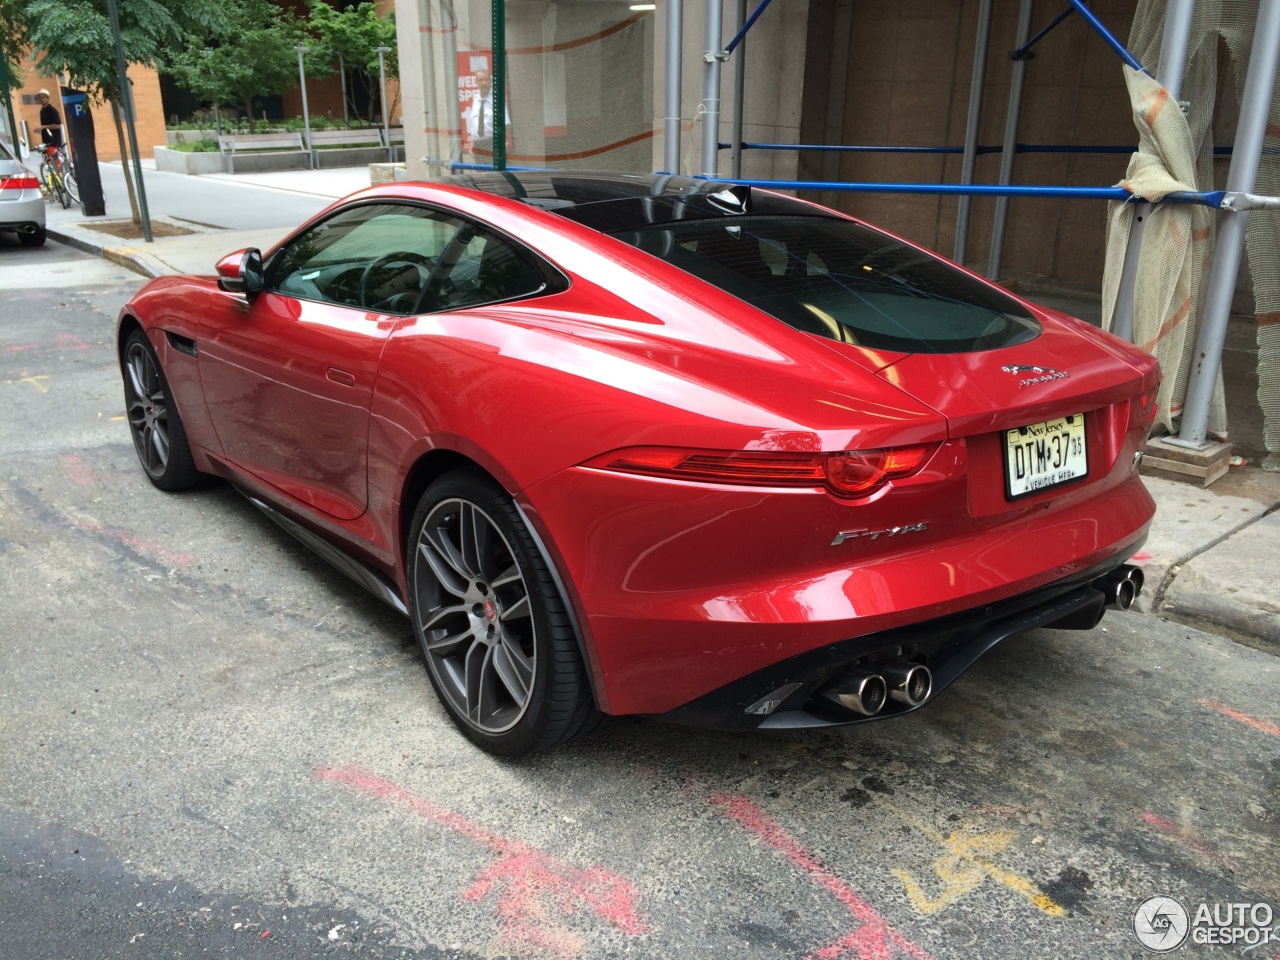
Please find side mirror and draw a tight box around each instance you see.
[215,248,265,296]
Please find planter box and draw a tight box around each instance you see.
[153,145,226,175]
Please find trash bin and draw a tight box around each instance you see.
[62,90,105,216]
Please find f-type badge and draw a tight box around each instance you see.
[1002,364,1070,387]
[832,522,928,546]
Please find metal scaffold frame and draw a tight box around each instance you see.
[459,0,1280,462]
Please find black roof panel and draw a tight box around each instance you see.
[442,171,828,233]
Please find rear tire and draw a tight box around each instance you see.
[121,328,203,491]
[407,470,597,755]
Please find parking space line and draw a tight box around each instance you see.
[1198,698,1280,737]
[710,792,935,960]
[316,765,650,958]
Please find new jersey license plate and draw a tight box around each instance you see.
[1003,414,1087,498]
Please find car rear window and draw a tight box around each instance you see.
[610,216,1040,353]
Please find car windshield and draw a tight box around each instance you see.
[610,215,1040,353]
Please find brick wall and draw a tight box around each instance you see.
[16,55,166,162]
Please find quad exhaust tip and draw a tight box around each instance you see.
[821,670,888,717]
[880,661,933,707]
[1101,564,1145,611]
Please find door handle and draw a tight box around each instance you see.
[326,367,355,386]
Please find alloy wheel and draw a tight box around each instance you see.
[124,341,171,478]
[413,497,536,734]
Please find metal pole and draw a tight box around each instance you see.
[377,47,393,161]
[664,0,683,173]
[986,0,1035,279]
[296,45,314,168]
[1111,0,1197,342]
[442,0,462,166]
[107,0,151,242]
[492,0,506,170]
[700,0,724,176]
[730,0,746,178]
[1175,1,1280,447]
[954,0,994,265]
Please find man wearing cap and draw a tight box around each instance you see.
[36,89,62,148]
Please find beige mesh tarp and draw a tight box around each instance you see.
[1106,1,1280,471]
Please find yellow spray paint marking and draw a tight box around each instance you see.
[4,371,49,393]
[886,807,1066,918]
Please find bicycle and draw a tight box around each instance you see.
[37,143,79,208]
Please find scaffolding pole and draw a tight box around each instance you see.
[1174,2,1280,448]
[730,0,746,178]
[664,0,683,173]
[954,0,994,265]
[1111,0,1197,342]
[700,0,724,176]
[986,0,1035,280]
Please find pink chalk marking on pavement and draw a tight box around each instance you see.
[2,344,37,353]
[74,514,195,566]
[711,793,934,960]
[1197,698,1280,737]
[53,333,92,351]
[1131,551,1153,562]
[1140,812,1242,874]
[316,765,649,957]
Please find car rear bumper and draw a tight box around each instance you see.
[656,540,1146,730]
[524,462,1156,717]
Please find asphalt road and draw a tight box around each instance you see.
[1,270,1278,959]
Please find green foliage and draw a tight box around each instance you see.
[16,0,227,101]
[163,0,301,133]
[305,0,396,80]
[169,135,217,152]
[305,0,396,124]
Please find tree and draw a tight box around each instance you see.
[11,0,227,222]
[305,0,396,125]
[165,0,301,134]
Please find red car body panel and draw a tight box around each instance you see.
[117,174,1159,727]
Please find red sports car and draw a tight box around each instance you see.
[117,172,1158,755]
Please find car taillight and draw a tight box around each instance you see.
[0,176,39,191]
[585,444,936,498]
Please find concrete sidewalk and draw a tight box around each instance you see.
[42,161,1280,652]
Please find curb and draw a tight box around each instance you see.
[46,224,172,280]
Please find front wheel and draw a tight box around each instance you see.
[407,471,597,755]
[121,328,203,491]
[62,169,80,205]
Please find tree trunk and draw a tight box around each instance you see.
[244,96,256,134]
[110,100,141,226]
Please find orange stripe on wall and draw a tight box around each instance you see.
[1259,312,1280,328]
[507,14,645,55]
[473,128,656,162]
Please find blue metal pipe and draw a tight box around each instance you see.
[1067,0,1147,73]
[723,0,776,55]
[693,175,1225,206]
[1015,7,1075,61]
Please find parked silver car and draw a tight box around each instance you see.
[0,140,46,247]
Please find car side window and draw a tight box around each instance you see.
[419,227,550,313]
[270,203,463,314]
